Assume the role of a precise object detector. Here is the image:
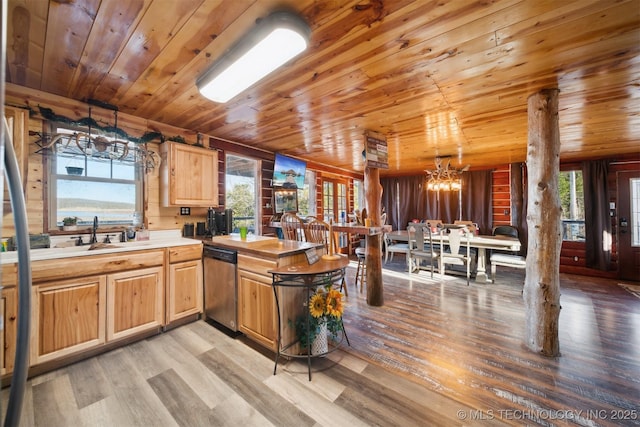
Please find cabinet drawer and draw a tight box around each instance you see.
[237,254,276,276]
[2,264,17,287]
[32,249,165,283]
[169,244,202,263]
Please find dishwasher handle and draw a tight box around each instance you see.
[203,246,237,263]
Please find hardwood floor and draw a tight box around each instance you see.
[2,260,639,427]
[342,259,640,427]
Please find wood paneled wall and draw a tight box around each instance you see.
[6,84,634,281]
[2,85,363,241]
[559,156,640,278]
[3,86,216,237]
[490,154,640,279]
[2,109,45,238]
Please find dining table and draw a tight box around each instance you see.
[385,229,522,283]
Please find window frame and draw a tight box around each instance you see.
[296,169,316,217]
[558,168,585,242]
[225,152,261,234]
[322,177,348,222]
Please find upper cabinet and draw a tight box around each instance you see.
[160,141,218,207]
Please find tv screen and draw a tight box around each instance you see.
[272,153,306,189]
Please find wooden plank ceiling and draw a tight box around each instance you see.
[5,0,640,176]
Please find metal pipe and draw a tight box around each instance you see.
[2,120,32,427]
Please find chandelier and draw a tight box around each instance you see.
[425,157,469,191]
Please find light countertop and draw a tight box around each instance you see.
[1,230,199,265]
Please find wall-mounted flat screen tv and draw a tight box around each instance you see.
[272,153,306,189]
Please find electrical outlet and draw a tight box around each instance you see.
[180,207,191,215]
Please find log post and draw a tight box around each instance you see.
[364,166,384,306]
[524,88,561,356]
[510,162,526,256]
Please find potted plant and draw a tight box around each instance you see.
[290,283,344,355]
[62,216,79,231]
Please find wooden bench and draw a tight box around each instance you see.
[490,253,526,283]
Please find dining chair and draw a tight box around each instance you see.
[438,225,472,285]
[304,218,348,295]
[424,219,443,229]
[454,220,478,235]
[353,209,362,225]
[383,232,410,264]
[492,225,519,240]
[355,244,366,293]
[304,218,336,254]
[407,223,438,278]
[280,212,306,242]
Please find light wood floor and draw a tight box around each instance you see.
[2,259,639,427]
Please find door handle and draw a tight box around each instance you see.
[620,217,628,233]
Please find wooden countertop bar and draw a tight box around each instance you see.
[203,235,321,259]
[269,255,349,277]
[269,222,391,236]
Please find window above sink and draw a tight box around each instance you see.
[46,122,143,232]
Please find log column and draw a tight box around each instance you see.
[364,166,383,306]
[524,88,561,357]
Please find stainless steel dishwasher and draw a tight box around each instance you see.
[203,245,238,332]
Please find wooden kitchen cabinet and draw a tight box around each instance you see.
[29,248,165,367]
[238,269,277,350]
[31,276,107,365]
[167,244,203,324]
[161,141,218,207]
[199,243,312,352]
[237,254,281,350]
[1,286,17,375]
[107,266,164,341]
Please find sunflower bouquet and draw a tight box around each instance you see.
[291,284,345,350]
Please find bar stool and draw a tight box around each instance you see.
[355,246,366,292]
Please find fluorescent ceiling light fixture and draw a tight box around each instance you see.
[197,11,311,103]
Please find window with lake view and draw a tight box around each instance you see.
[48,124,142,230]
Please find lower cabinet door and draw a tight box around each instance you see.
[107,266,164,341]
[167,260,203,323]
[238,270,277,350]
[1,286,17,374]
[31,276,107,365]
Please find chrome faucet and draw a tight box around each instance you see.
[90,216,99,244]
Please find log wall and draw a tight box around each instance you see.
[490,153,640,279]
[491,166,511,226]
[4,82,636,282]
[2,85,361,241]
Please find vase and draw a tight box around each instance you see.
[311,322,329,356]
